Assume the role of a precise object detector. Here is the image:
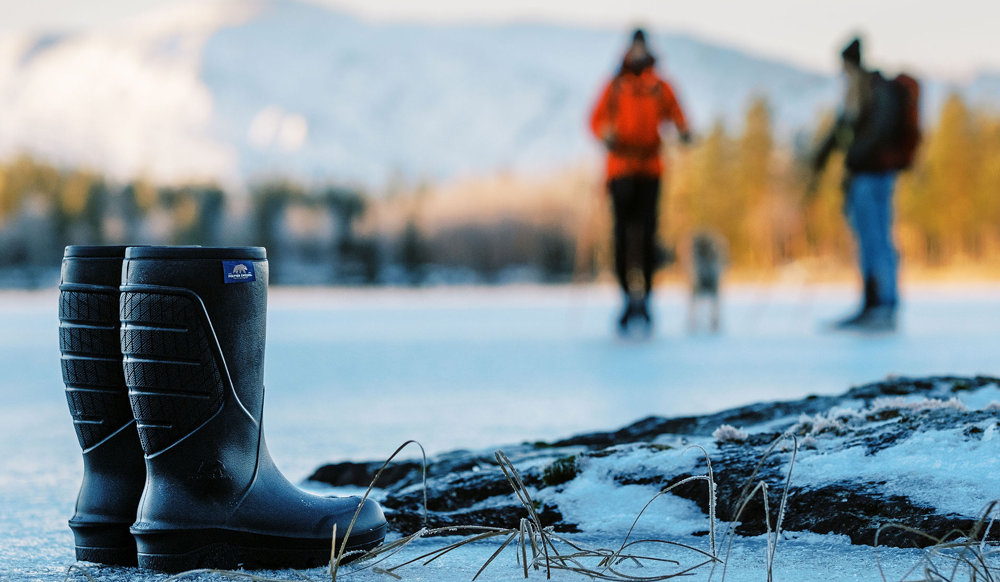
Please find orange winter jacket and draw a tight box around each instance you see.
[590,67,689,181]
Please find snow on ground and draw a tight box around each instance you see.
[2,282,1000,580]
[785,394,1000,519]
[793,423,1000,516]
[543,445,708,535]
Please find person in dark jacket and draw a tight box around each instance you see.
[590,29,691,335]
[812,37,904,331]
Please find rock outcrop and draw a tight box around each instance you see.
[309,376,1000,548]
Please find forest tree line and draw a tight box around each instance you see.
[651,93,1000,275]
[1,91,999,285]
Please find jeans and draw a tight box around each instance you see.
[846,172,899,308]
[609,176,660,297]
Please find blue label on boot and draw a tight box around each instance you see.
[223,260,256,284]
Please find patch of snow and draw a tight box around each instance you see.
[790,426,1000,517]
[538,445,709,536]
[809,414,847,435]
[799,435,818,450]
[870,395,968,415]
[983,422,997,442]
[956,385,1000,410]
[713,424,749,443]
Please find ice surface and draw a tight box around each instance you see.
[3,283,1000,580]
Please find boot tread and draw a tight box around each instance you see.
[121,291,225,455]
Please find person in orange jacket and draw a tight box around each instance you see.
[590,29,691,335]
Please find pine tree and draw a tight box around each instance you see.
[688,121,737,250]
[906,93,977,263]
[736,98,774,267]
[971,117,1000,258]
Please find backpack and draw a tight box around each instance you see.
[884,73,922,170]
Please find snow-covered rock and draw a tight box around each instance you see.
[310,376,1000,548]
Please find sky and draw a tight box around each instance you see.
[0,0,997,79]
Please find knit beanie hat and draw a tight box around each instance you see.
[841,37,862,66]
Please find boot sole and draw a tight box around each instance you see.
[69,521,138,567]
[134,524,387,572]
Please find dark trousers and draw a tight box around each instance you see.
[609,176,660,297]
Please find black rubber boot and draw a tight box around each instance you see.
[617,294,633,334]
[863,276,878,312]
[633,295,652,327]
[834,277,889,331]
[119,246,386,572]
[59,246,145,566]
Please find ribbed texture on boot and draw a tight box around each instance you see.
[60,288,133,451]
[120,290,224,455]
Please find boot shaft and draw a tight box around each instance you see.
[121,246,269,443]
[60,246,134,451]
[121,246,269,526]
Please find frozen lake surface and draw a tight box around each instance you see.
[2,282,999,580]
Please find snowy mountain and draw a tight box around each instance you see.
[0,0,987,189]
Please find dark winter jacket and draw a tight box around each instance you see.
[814,71,903,174]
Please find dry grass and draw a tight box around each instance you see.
[346,447,724,582]
[874,502,1000,582]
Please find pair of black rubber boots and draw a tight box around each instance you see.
[59,246,386,572]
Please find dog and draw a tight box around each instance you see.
[687,231,727,333]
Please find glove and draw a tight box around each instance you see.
[602,130,617,151]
